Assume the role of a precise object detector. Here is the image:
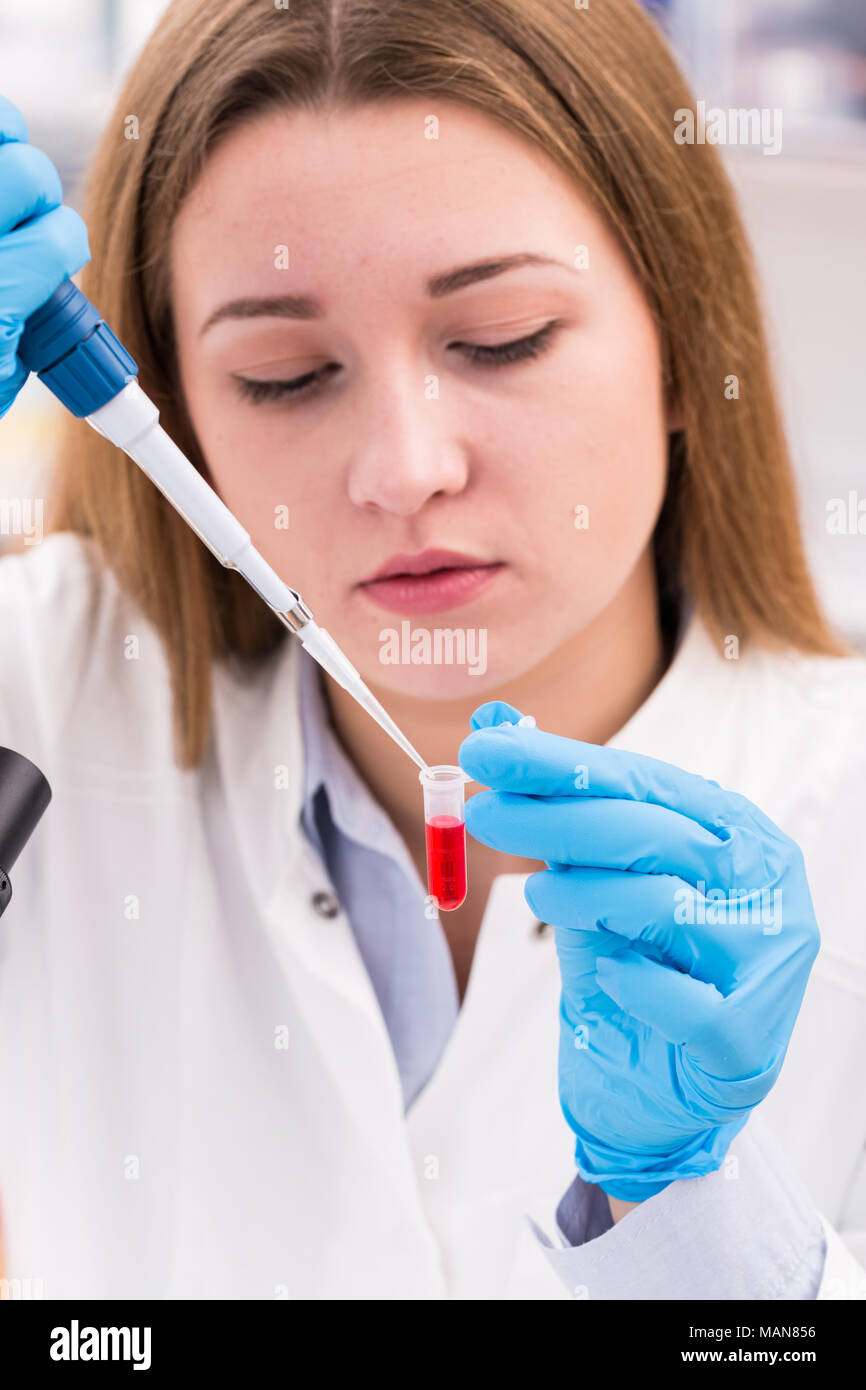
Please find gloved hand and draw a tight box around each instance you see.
[0,94,90,419]
[459,702,820,1202]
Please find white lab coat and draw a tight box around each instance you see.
[0,531,864,1300]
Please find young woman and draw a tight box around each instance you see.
[0,0,864,1299]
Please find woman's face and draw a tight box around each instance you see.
[170,100,672,697]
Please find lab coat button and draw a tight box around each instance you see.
[311,889,340,918]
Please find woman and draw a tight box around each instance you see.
[0,0,864,1299]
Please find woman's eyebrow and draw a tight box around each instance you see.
[198,252,575,336]
[199,293,322,336]
[426,251,575,297]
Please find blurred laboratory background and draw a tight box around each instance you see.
[1,0,864,645]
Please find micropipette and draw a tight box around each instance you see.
[17,280,427,773]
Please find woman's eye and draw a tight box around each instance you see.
[232,320,560,404]
[232,362,341,404]
[453,319,560,366]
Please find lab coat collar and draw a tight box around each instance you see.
[602,604,736,764]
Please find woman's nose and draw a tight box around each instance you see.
[345,366,470,515]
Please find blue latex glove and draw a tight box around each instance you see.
[459,702,820,1202]
[0,94,90,419]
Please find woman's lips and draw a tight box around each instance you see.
[358,563,505,615]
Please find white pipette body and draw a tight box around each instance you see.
[87,381,428,772]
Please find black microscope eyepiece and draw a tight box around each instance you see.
[0,746,52,919]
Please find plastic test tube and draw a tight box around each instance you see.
[419,766,469,912]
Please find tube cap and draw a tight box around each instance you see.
[17,280,138,417]
[0,746,52,873]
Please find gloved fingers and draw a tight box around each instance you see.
[595,947,724,1046]
[0,141,63,237]
[468,700,525,732]
[0,95,28,145]
[526,865,737,981]
[0,204,91,320]
[465,788,769,886]
[0,343,28,406]
[682,994,786,1089]
[552,917,635,1002]
[459,721,751,833]
[558,979,657,1068]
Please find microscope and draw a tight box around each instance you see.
[0,747,51,919]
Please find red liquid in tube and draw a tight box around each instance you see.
[424,814,467,911]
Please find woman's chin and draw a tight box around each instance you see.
[362,661,504,701]
[332,615,560,701]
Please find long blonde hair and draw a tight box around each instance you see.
[49,0,846,768]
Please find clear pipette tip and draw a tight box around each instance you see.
[279,612,428,771]
[353,684,429,772]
